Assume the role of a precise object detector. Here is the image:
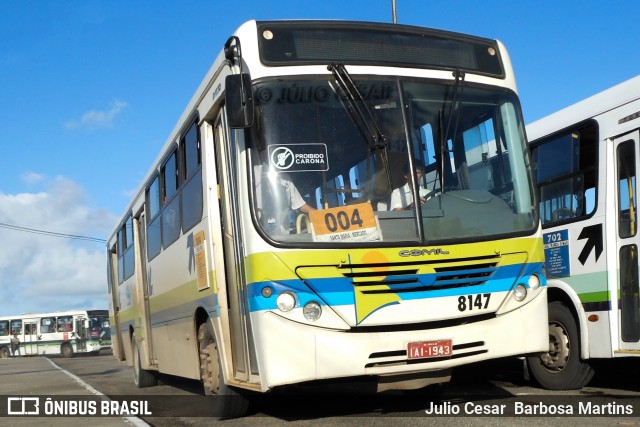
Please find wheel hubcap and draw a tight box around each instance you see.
[540,321,570,371]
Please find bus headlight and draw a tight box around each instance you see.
[513,284,527,301]
[528,274,541,290]
[276,292,296,312]
[303,302,322,321]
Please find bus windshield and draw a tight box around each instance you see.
[249,77,536,245]
[89,316,111,340]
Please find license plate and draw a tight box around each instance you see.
[407,340,452,360]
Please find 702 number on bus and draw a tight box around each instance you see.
[457,293,491,312]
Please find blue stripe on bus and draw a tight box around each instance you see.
[247,262,544,312]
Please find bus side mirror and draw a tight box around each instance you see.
[226,73,254,128]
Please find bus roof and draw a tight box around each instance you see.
[0,309,107,321]
[527,74,640,141]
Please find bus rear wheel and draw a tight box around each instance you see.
[197,322,249,419]
[527,301,594,390]
[0,346,10,358]
[132,334,157,388]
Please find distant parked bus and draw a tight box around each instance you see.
[0,309,111,358]
[527,75,640,389]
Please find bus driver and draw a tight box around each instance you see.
[390,163,431,211]
[255,170,315,235]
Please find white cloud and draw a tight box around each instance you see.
[0,176,117,316]
[65,99,128,130]
[20,171,46,185]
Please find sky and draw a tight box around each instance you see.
[1,0,639,316]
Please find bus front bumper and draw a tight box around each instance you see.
[251,290,547,391]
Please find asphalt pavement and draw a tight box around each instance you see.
[0,356,147,426]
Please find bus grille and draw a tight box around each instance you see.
[337,255,499,294]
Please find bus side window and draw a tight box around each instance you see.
[0,320,8,336]
[532,125,597,225]
[146,174,162,260]
[10,320,22,335]
[57,316,73,332]
[161,150,181,246]
[41,317,56,333]
[617,141,637,238]
[180,120,203,231]
[117,215,136,283]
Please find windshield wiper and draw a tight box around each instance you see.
[327,63,393,191]
[328,63,387,150]
[437,69,466,194]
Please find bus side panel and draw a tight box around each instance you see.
[116,276,137,367]
[146,231,209,380]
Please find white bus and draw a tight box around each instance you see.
[527,75,640,390]
[107,20,548,417]
[0,309,111,358]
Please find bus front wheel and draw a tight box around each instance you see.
[527,301,595,390]
[0,346,9,358]
[197,322,249,419]
[61,343,74,358]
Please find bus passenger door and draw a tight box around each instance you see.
[75,317,87,352]
[134,211,156,365]
[108,245,125,360]
[615,130,640,351]
[212,112,258,383]
[22,322,37,355]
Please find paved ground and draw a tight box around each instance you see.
[0,356,146,426]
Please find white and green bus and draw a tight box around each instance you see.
[0,309,111,358]
[108,20,548,418]
[527,75,640,389]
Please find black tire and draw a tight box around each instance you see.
[527,301,595,390]
[0,346,10,358]
[132,334,158,388]
[198,322,250,419]
[61,343,74,358]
